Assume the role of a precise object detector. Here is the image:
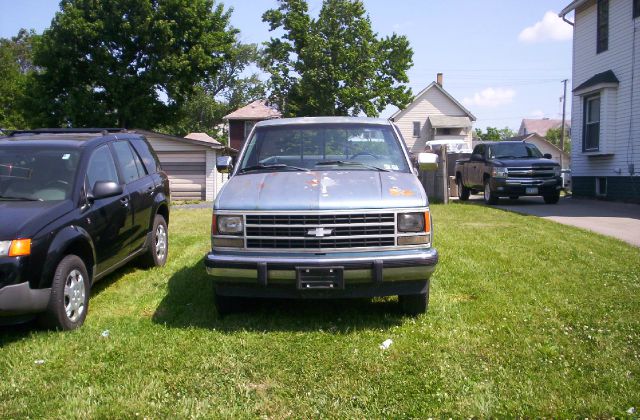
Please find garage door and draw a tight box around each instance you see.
[156,152,206,201]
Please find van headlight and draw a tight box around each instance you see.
[398,212,426,232]
[217,216,244,235]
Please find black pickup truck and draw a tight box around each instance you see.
[454,141,562,204]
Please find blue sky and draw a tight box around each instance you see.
[0,0,574,131]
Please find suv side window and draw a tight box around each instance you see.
[130,138,161,173]
[112,141,144,184]
[87,145,119,189]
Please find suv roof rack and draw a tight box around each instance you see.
[6,128,127,137]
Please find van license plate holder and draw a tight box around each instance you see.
[296,267,344,290]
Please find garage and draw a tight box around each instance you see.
[134,130,227,202]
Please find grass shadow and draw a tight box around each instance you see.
[152,257,405,333]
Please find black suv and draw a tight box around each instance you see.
[0,129,170,330]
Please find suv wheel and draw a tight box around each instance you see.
[38,255,90,330]
[484,178,498,205]
[543,191,560,204]
[457,177,470,201]
[141,215,168,268]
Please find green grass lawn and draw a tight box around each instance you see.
[1,204,639,417]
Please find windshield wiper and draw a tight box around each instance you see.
[315,160,389,172]
[0,194,43,201]
[238,163,310,174]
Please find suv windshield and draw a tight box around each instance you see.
[487,142,543,159]
[238,124,410,173]
[0,148,80,201]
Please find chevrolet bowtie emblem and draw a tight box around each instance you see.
[308,227,333,237]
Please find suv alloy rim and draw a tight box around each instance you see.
[156,224,167,260]
[64,269,86,322]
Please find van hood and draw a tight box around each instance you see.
[0,200,73,240]
[215,171,427,210]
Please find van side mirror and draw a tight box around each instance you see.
[90,181,123,201]
[216,156,233,173]
[543,153,553,159]
[417,152,439,171]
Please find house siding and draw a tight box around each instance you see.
[393,86,472,153]
[571,0,640,201]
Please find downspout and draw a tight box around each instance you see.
[561,13,574,26]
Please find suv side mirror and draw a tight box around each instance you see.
[216,156,233,173]
[417,152,439,171]
[543,153,553,159]
[91,181,123,201]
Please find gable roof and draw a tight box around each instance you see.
[133,129,225,149]
[223,100,282,121]
[185,132,222,146]
[519,118,571,136]
[389,82,476,122]
[573,69,619,93]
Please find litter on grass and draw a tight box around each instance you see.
[101,330,110,338]
[379,339,393,350]
[34,360,45,365]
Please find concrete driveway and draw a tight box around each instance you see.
[465,195,640,247]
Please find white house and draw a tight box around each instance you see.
[560,0,640,202]
[389,74,476,154]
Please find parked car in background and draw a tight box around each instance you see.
[425,139,472,154]
[206,117,439,315]
[0,129,170,330]
[455,141,562,204]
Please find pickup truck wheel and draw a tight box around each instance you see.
[399,283,429,316]
[38,255,90,330]
[140,215,168,268]
[457,178,470,201]
[483,179,499,205]
[543,191,561,204]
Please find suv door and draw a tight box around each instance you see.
[111,140,155,253]
[82,144,134,273]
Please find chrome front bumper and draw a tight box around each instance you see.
[204,249,438,298]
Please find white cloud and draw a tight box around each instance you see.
[463,87,516,108]
[518,11,573,43]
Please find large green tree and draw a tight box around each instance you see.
[160,42,266,140]
[0,29,37,130]
[546,126,571,153]
[28,0,237,129]
[261,0,413,117]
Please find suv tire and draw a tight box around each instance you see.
[483,178,499,205]
[543,191,561,204]
[140,215,168,268]
[38,255,90,331]
[457,177,470,201]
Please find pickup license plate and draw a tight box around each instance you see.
[525,187,539,195]
[296,267,344,290]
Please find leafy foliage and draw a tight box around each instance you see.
[261,0,413,117]
[26,0,237,129]
[158,42,265,141]
[0,29,37,130]
[474,126,516,141]
[546,126,571,153]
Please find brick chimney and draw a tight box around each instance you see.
[436,73,443,87]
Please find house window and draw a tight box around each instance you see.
[413,122,420,137]
[596,177,607,196]
[634,0,640,18]
[597,0,609,53]
[244,121,255,140]
[583,94,601,151]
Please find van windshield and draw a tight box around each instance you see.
[238,124,410,173]
[0,148,79,201]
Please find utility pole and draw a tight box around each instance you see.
[560,79,568,169]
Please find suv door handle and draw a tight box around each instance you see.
[146,186,154,195]
[120,197,129,207]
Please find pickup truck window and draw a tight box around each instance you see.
[487,143,543,159]
[239,124,410,172]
